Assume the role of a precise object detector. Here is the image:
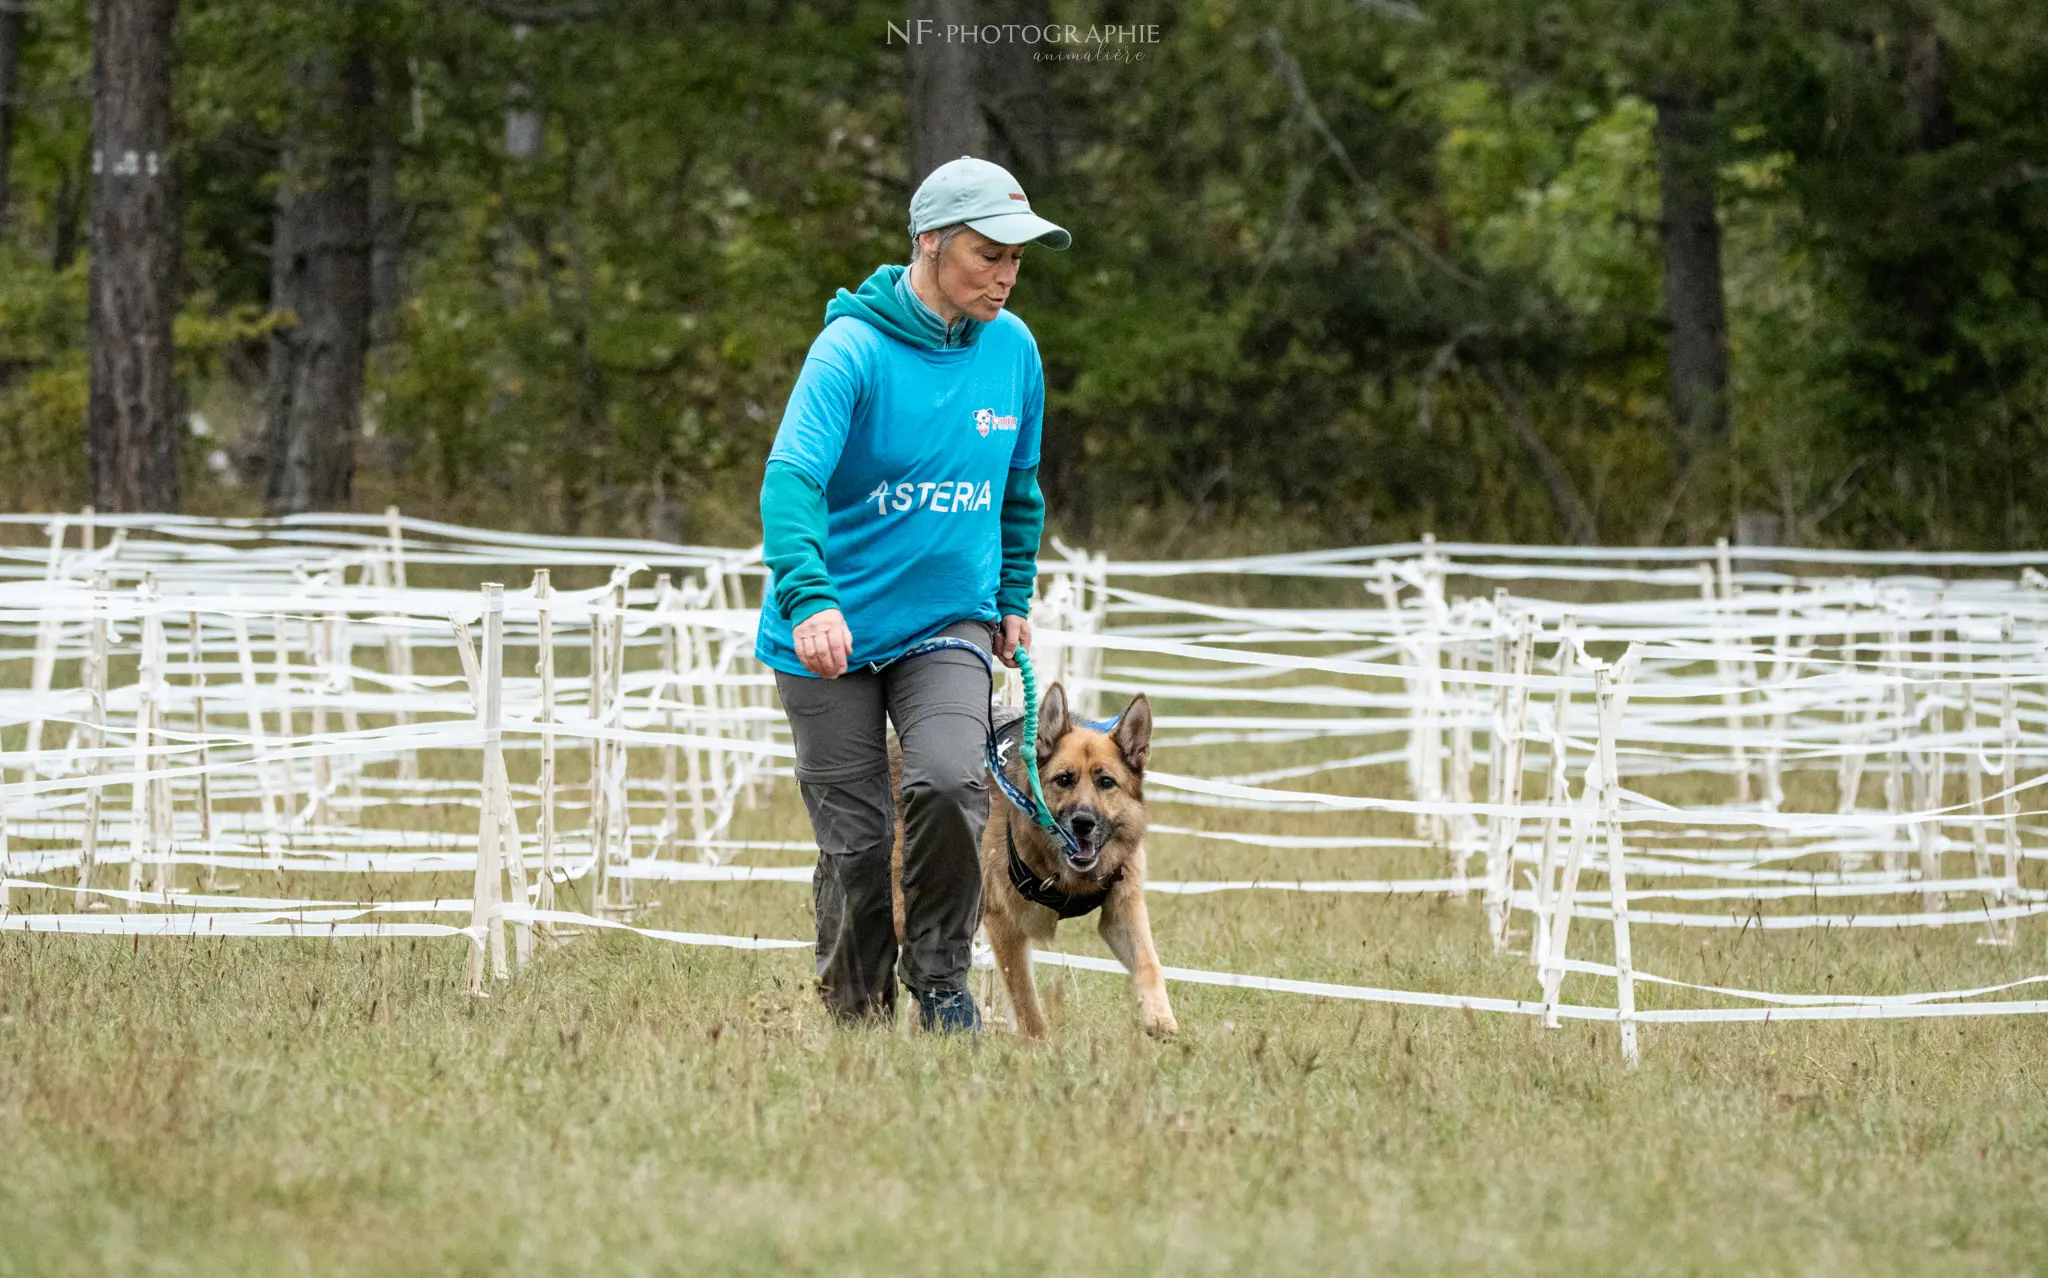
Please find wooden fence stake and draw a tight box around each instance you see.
[1597,657,1643,1068]
[1883,621,1908,875]
[1759,589,1793,825]
[584,584,607,912]
[24,515,70,775]
[75,575,110,908]
[188,612,215,890]
[606,578,630,907]
[0,757,10,922]
[1707,549,1752,802]
[230,613,282,856]
[309,617,331,830]
[677,603,710,859]
[381,509,419,782]
[1489,611,1536,949]
[717,568,765,810]
[534,569,558,929]
[1961,650,1998,939]
[332,609,362,818]
[272,612,298,831]
[1418,606,1446,852]
[127,577,160,895]
[465,584,508,991]
[698,586,730,863]
[1834,625,1870,872]
[657,574,679,853]
[1999,615,2021,946]
[1376,559,1424,836]
[482,585,530,970]
[1448,635,1474,897]
[1484,592,1510,903]
[1539,726,1602,1028]
[1920,597,1947,911]
[1532,614,1576,971]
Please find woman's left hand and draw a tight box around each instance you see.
[997,614,1031,667]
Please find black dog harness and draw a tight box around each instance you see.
[1005,821,1124,919]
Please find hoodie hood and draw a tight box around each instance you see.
[823,263,986,351]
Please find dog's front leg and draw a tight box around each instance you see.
[985,908,1048,1039]
[1099,887,1177,1037]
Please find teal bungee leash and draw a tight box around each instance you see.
[1013,645,1060,842]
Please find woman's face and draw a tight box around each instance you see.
[927,227,1023,322]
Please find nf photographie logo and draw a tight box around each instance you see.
[886,19,1161,47]
[885,18,1160,65]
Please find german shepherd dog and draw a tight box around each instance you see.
[891,681,1177,1039]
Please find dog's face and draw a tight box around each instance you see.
[1033,682,1152,875]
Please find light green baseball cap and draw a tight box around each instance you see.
[909,155,1072,251]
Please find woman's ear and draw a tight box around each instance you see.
[1036,681,1071,761]
[1111,693,1153,774]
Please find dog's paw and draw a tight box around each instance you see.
[1142,1009,1180,1039]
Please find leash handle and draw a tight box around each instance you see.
[1015,646,1059,833]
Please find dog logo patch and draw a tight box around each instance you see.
[973,407,1019,437]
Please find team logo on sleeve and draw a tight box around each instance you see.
[973,407,1018,437]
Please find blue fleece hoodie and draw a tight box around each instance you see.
[756,264,1046,677]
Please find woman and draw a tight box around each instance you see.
[755,155,1069,1032]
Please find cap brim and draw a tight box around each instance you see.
[965,210,1072,251]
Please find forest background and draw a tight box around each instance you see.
[1,0,2044,553]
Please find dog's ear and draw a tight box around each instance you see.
[1111,693,1153,774]
[1036,681,1071,761]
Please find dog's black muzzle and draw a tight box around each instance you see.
[1059,806,1113,871]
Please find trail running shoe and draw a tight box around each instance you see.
[915,987,982,1033]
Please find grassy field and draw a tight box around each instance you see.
[3,615,2047,1274]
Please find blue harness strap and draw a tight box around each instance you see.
[983,716,1047,835]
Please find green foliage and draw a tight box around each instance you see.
[1,0,2046,546]
[1448,90,1661,323]
[0,246,89,497]
[367,1,909,529]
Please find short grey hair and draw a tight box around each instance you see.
[909,222,969,264]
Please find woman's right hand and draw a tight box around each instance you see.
[794,608,854,679]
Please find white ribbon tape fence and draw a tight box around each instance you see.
[4,515,2048,1060]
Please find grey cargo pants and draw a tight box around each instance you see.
[774,619,998,1022]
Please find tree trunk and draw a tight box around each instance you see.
[0,0,24,229]
[1652,89,1729,459]
[265,38,374,515]
[1906,24,1953,152]
[979,0,1059,182]
[908,0,986,187]
[87,0,181,513]
[368,133,405,345]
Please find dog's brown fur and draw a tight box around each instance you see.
[889,681,1176,1039]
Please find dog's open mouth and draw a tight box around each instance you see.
[1060,825,1109,873]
